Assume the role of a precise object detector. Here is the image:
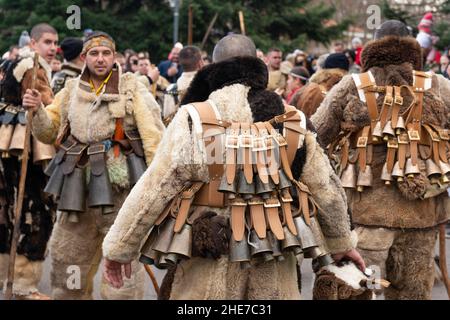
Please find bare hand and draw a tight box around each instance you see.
[22,89,42,112]
[103,258,132,289]
[167,65,178,77]
[332,248,366,272]
[148,68,160,83]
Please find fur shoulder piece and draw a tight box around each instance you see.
[180,56,268,106]
[361,36,423,72]
[310,68,346,92]
[13,57,33,82]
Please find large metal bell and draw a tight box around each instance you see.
[127,153,147,186]
[405,158,420,179]
[426,159,442,179]
[218,173,237,194]
[57,167,86,212]
[32,136,55,164]
[249,229,273,262]
[229,231,251,264]
[139,227,160,265]
[168,223,192,260]
[237,170,255,200]
[267,231,284,262]
[395,116,406,135]
[0,124,14,151]
[340,163,356,189]
[381,163,393,185]
[294,215,318,251]
[372,121,383,142]
[152,217,176,254]
[8,124,26,156]
[44,165,65,197]
[87,170,114,208]
[382,121,395,141]
[356,165,373,192]
[281,226,302,255]
[392,161,405,182]
[278,169,292,190]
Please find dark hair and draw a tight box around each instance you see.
[179,46,202,72]
[268,47,282,54]
[125,53,139,72]
[374,20,410,39]
[30,23,57,41]
[344,49,356,62]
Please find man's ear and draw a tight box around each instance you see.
[30,38,37,51]
[80,53,86,62]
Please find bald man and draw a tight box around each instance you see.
[103,34,362,299]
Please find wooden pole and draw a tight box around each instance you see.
[5,52,39,300]
[438,223,450,299]
[201,13,218,50]
[144,264,160,296]
[188,4,193,46]
[238,11,246,35]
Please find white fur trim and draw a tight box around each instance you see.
[13,57,34,82]
[324,262,368,290]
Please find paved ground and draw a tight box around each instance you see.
[1,237,449,300]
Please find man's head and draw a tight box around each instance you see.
[30,23,58,64]
[352,37,363,49]
[115,52,126,71]
[333,42,344,53]
[179,46,203,72]
[374,20,410,40]
[170,46,181,63]
[60,37,83,62]
[287,66,309,91]
[138,57,151,75]
[267,48,282,70]
[324,53,350,71]
[8,45,19,61]
[212,34,257,63]
[81,31,116,79]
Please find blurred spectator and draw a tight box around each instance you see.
[125,52,139,73]
[256,49,265,62]
[115,52,126,71]
[344,49,361,74]
[352,37,363,66]
[333,41,345,53]
[286,66,309,104]
[7,45,19,61]
[440,54,449,78]
[158,45,183,83]
[50,53,63,76]
[266,47,286,93]
[201,50,212,66]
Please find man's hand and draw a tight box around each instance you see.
[332,248,366,272]
[148,68,160,83]
[22,89,42,112]
[103,258,132,289]
[167,64,178,77]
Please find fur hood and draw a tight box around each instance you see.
[361,36,423,72]
[310,68,347,92]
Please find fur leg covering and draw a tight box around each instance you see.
[2,254,43,295]
[385,229,437,300]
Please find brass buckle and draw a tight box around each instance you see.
[66,144,88,156]
[264,199,281,208]
[398,134,409,145]
[264,136,276,150]
[387,139,399,149]
[383,95,393,106]
[408,130,420,141]
[280,193,293,202]
[248,198,264,206]
[394,95,403,106]
[87,144,106,155]
[273,133,288,147]
[239,134,254,148]
[252,137,266,151]
[5,105,18,114]
[430,131,440,142]
[60,140,77,151]
[225,135,239,149]
[231,199,247,206]
[357,137,368,148]
[438,129,449,141]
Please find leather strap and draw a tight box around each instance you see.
[357,126,370,171]
[174,182,204,232]
[61,143,88,175]
[231,197,247,241]
[225,123,240,184]
[240,122,253,184]
[264,195,284,240]
[87,143,107,176]
[255,122,279,184]
[249,196,266,238]
[386,137,398,173]
[397,133,408,170]
[358,72,379,130]
[265,122,293,181]
[391,86,403,129]
[251,124,269,184]
[280,189,296,235]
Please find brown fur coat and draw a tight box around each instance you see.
[312,36,450,229]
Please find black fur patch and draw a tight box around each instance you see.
[191,211,230,259]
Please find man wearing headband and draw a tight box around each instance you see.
[23,31,164,299]
[286,66,310,104]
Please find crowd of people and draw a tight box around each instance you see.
[0,11,449,302]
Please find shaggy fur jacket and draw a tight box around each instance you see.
[31,64,165,190]
[103,56,356,269]
[312,36,450,229]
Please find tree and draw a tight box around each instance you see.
[0,0,350,62]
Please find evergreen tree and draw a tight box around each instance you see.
[0,0,350,62]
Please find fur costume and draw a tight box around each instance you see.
[311,35,450,299]
[0,55,55,297]
[30,65,164,299]
[103,56,355,299]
